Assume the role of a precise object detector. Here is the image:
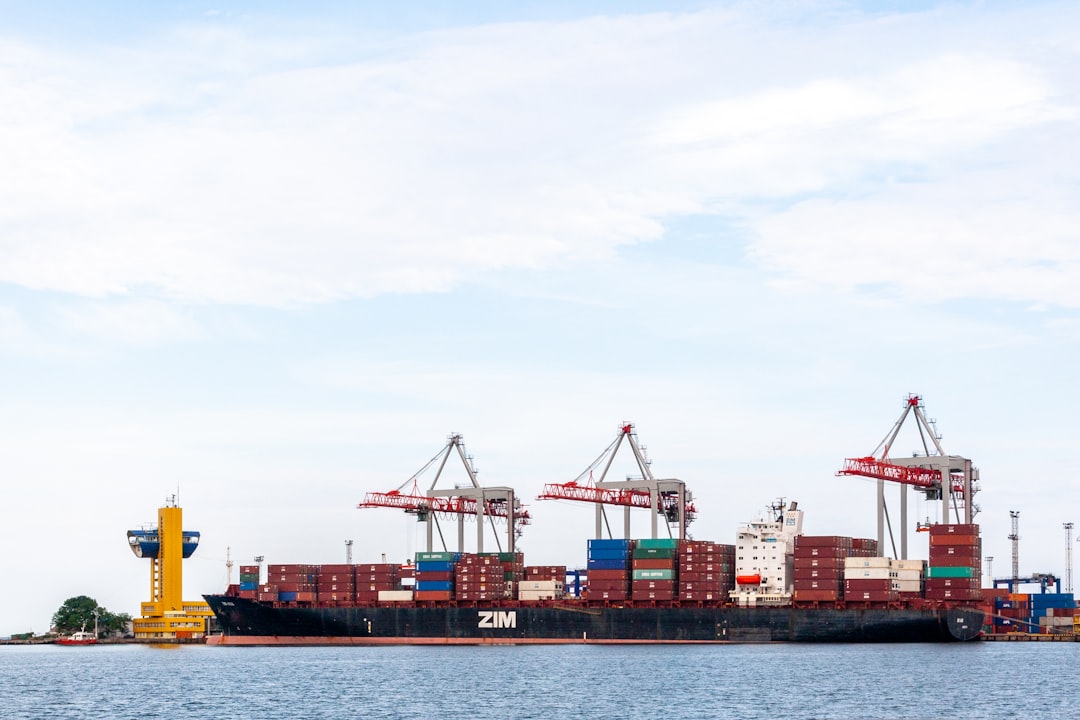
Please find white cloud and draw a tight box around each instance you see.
[1,6,1076,308]
[55,300,207,344]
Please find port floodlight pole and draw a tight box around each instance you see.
[1065,523,1074,594]
[984,556,993,589]
[1009,511,1020,584]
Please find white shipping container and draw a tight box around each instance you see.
[892,559,925,572]
[846,567,893,580]
[892,580,923,593]
[894,569,923,582]
[519,580,564,592]
[518,590,561,601]
[843,557,892,570]
[377,590,414,601]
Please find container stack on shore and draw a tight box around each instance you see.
[925,524,981,602]
[586,539,633,601]
[991,592,1077,634]
[678,540,735,601]
[631,538,679,601]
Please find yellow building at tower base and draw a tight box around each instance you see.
[128,498,214,640]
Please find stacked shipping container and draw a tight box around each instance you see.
[238,564,260,600]
[631,538,679,601]
[355,563,400,603]
[455,552,524,601]
[792,535,851,602]
[414,552,458,601]
[586,539,633,601]
[925,524,981,602]
[678,540,735,601]
[267,564,318,602]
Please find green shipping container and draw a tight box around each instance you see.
[926,566,976,579]
[632,569,675,580]
[415,551,457,562]
[632,547,678,559]
[635,538,680,550]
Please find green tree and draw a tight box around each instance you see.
[51,596,131,636]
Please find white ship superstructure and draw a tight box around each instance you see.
[731,500,804,606]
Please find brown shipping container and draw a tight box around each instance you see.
[925,588,982,601]
[238,590,257,600]
[679,580,722,591]
[795,579,842,591]
[793,589,841,602]
[414,571,454,582]
[847,590,896,602]
[357,573,399,584]
[589,579,631,592]
[680,591,719,601]
[319,592,350,602]
[929,533,979,547]
[679,562,727,573]
[929,523,979,535]
[276,582,317,593]
[927,555,980,568]
[257,591,278,602]
[239,565,261,574]
[588,569,630,581]
[680,541,716,552]
[632,590,675,601]
[631,580,675,592]
[679,571,724,583]
[924,577,981,590]
[793,546,847,559]
[632,558,677,570]
[851,538,879,553]
[320,564,354,573]
[414,590,453,601]
[587,590,629,600]
[793,567,842,581]
[929,545,981,558]
[793,556,843,570]
[794,535,852,549]
[844,579,892,592]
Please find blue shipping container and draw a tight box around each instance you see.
[415,580,454,592]
[416,560,456,573]
[278,591,298,602]
[239,581,258,591]
[587,558,629,571]
[589,547,632,561]
[588,539,634,550]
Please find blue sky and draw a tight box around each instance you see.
[2,0,1079,633]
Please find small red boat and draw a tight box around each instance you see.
[56,630,98,646]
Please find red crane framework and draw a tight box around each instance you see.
[537,423,696,540]
[357,433,530,554]
[836,394,979,560]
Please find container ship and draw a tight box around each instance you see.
[205,501,985,644]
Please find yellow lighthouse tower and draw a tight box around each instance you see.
[127,496,214,639]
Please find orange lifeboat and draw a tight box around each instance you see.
[736,574,762,585]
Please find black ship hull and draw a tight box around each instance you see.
[204,595,983,644]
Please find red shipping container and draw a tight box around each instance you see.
[929,523,979,535]
[276,582,317,593]
[793,557,842,570]
[632,558,676,570]
[631,580,675,591]
[238,590,257,599]
[793,567,842,581]
[588,579,631,592]
[847,590,896,602]
[928,556,980,569]
[794,535,852,549]
[793,589,841,602]
[587,590,628,600]
[679,562,726,573]
[413,590,452,601]
[795,579,842,591]
[925,578,980,590]
[925,588,982,601]
[680,591,719,601]
[929,534,979,547]
[678,571,724,583]
[844,579,892,592]
[414,571,454,582]
[587,569,629,581]
[632,590,674,601]
[679,580,722,591]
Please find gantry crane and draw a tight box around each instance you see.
[537,423,695,540]
[358,433,529,554]
[836,394,979,559]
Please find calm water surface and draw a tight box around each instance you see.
[2,642,1076,719]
